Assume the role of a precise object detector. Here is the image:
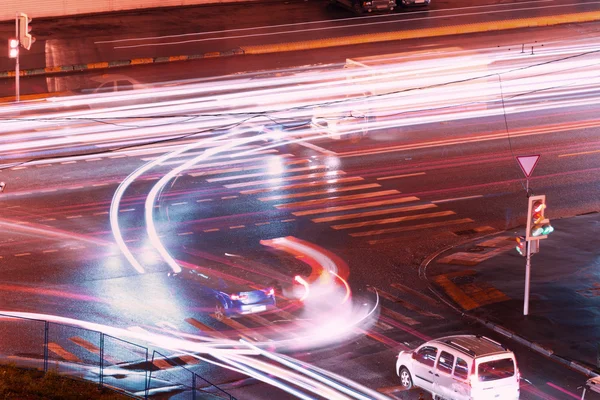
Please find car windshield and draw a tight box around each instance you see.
[478,358,515,382]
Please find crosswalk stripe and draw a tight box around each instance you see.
[312,203,436,223]
[292,196,420,216]
[47,343,80,362]
[390,283,439,306]
[212,315,271,343]
[225,171,346,189]
[69,337,119,364]
[259,183,381,202]
[200,159,310,177]
[379,315,432,342]
[207,164,326,182]
[356,218,474,238]
[241,176,364,195]
[369,287,444,319]
[275,190,400,209]
[380,307,420,326]
[245,314,291,336]
[357,328,410,350]
[187,153,294,176]
[332,210,455,230]
[184,318,226,339]
[376,172,426,181]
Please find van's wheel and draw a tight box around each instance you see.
[213,301,226,321]
[399,367,413,389]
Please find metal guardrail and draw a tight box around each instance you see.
[0,313,236,399]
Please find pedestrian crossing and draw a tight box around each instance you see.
[176,148,494,245]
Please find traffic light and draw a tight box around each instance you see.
[8,38,18,58]
[17,12,35,50]
[515,236,526,256]
[526,194,553,240]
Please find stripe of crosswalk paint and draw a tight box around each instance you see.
[380,307,420,326]
[356,218,474,238]
[245,314,292,336]
[207,165,326,182]
[312,203,436,223]
[260,183,381,202]
[177,354,202,365]
[376,172,426,181]
[212,315,271,343]
[368,287,444,319]
[432,272,480,311]
[69,337,119,364]
[152,357,177,370]
[196,158,309,177]
[292,196,420,216]
[46,343,80,362]
[357,328,410,350]
[332,210,455,230]
[225,171,347,189]
[187,154,294,177]
[391,283,439,306]
[275,190,400,209]
[379,315,432,342]
[184,318,227,339]
[241,176,364,195]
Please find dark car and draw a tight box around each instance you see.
[168,268,276,321]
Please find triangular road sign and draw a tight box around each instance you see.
[516,155,540,178]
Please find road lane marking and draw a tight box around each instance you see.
[275,190,400,209]
[546,382,580,399]
[39,218,56,221]
[66,215,83,219]
[369,287,443,319]
[67,186,83,190]
[433,271,480,311]
[171,202,187,206]
[376,172,426,180]
[203,228,220,232]
[280,219,295,223]
[207,164,326,182]
[47,343,80,362]
[558,149,600,157]
[185,318,226,339]
[196,199,212,202]
[432,194,483,203]
[357,218,474,238]
[332,210,455,230]
[255,222,270,226]
[85,158,102,162]
[178,232,194,236]
[229,225,245,229]
[241,176,364,195]
[380,306,420,326]
[92,183,109,187]
[69,337,119,364]
[221,196,238,200]
[391,283,438,306]
[61,161,77,165]
[43,249,58,253]
[312,203,436,223]
[225,171,346,189]
[260,183,380,201]
[11,167,27,170]
[292,196,420,216]
[93,211,109,215]
[120,208,135,212]
[380,315,432,342]
[187,154,296,177]
[36,164,52,168]
[212,316,271,343]
[14,253,31,257]
[357,327,409,350]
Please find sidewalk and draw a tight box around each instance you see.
[423,212,600,374]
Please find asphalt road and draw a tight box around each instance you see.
[1,9,600,400]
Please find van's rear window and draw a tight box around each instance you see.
[478,358,515,382]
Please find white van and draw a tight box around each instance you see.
[396,335,520,400]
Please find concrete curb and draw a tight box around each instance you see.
[2,10,600,80]
[0,48,245,79]
[419,230,600,378]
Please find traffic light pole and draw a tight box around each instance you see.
[523,240,531,316]
[14,13,20,102]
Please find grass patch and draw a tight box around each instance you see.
[0,364,131,399]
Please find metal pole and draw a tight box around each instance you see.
[43,321,49,372]
[523,239,531,316]
[99,333,104,388]
[15,14,20,102]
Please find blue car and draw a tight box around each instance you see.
[168,268,277,321]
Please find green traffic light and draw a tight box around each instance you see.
[531,226,544,237]
[542,225,554,235]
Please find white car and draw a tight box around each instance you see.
[396,335,520,400]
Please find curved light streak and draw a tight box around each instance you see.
[294,275,310,302]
